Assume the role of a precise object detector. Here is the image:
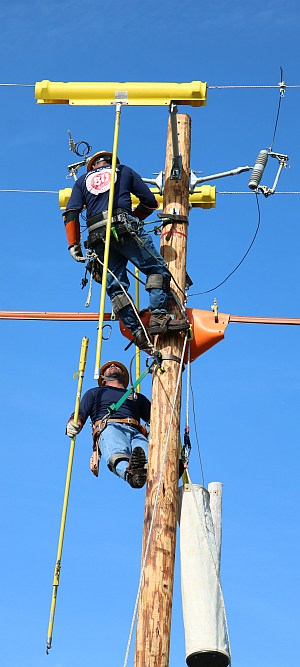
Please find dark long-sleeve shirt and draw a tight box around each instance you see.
[65,164,158,220]
[74,386,151,426]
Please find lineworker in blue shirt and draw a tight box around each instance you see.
[63,151,189,349]
[66,360,150,488]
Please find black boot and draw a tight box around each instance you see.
[149,312,190,336]
[126,446,147,489]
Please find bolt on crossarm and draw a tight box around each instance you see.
[134,113,191,667]
[46,337,88,653]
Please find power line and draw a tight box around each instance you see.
[1,188,300,195]
[1,82,300,90]
[189,193,261,297]
[0,83,35,87]
[209,84,300,89]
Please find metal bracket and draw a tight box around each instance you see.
[189,165,252,193]
[169,103,182,180]
[142,170,164,195]
[211,297,219,323]
[157,212,188,224]
[258,151,289,197]
[66,159,88,181]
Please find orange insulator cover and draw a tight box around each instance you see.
[119,309,229,362]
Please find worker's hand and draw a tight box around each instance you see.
[69,244,85,263]
[66,420,82,438]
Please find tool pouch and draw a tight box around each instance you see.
[90,439,101,477]
[137,424,149,438]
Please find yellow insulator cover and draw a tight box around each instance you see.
[35,80,207,107]
[58,185,216,211]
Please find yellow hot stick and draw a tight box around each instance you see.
[135,267,140,392]
[94,102,122,379]
[46,337,89,653]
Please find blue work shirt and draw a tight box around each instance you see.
[76,386,151,426]
[65,164,158,219]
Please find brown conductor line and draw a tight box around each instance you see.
[134,114,191,667]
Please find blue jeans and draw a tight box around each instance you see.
[93,226,170,333]
[99,423,148,480]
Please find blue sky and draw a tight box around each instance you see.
[0,1,300,666]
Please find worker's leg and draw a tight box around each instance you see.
[99,423,132,480]
[92,241,143,337]
[113,228,170,311]
[99,424,147,483]
[116,229,189,334]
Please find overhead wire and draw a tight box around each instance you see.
[189,193,261,297]
[1,82,300,89]
[270,66,285,151]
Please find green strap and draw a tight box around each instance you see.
[107,367,150,415]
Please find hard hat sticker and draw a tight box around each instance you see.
[86,168,117,195]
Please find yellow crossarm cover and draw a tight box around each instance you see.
[58,185,216,211]
[35,80,207,107]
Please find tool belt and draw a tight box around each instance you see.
[90,417,148,477]
[93,417,148,439]
[84,211,142,249]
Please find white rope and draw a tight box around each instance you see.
[123,334,188,667]
[88,250,153,349]
[185,469,231,658]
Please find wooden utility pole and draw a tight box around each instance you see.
[134,113,191,667]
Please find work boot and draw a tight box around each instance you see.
[126,446,147,489]
[133,328,152,351]
[149,312,190,336]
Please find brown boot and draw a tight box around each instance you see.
[149,312,190,335]
[133,328,152,351]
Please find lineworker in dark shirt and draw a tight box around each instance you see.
[62,151,189,350]
[66,360,150,488]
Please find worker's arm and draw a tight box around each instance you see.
[66,388,96,438]
[62,180,85,262]
[138,394,151,423]
[130,168,159,221]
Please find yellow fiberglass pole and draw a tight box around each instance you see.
[135,266,140,391]
[94,102,122,380]
[46,337,89,654]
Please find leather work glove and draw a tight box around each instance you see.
[69,244,85,263]
[66,420,82,438]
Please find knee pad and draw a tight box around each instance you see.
[111,292,132,314]
[145,274,171,292]
[108,452,130,476]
